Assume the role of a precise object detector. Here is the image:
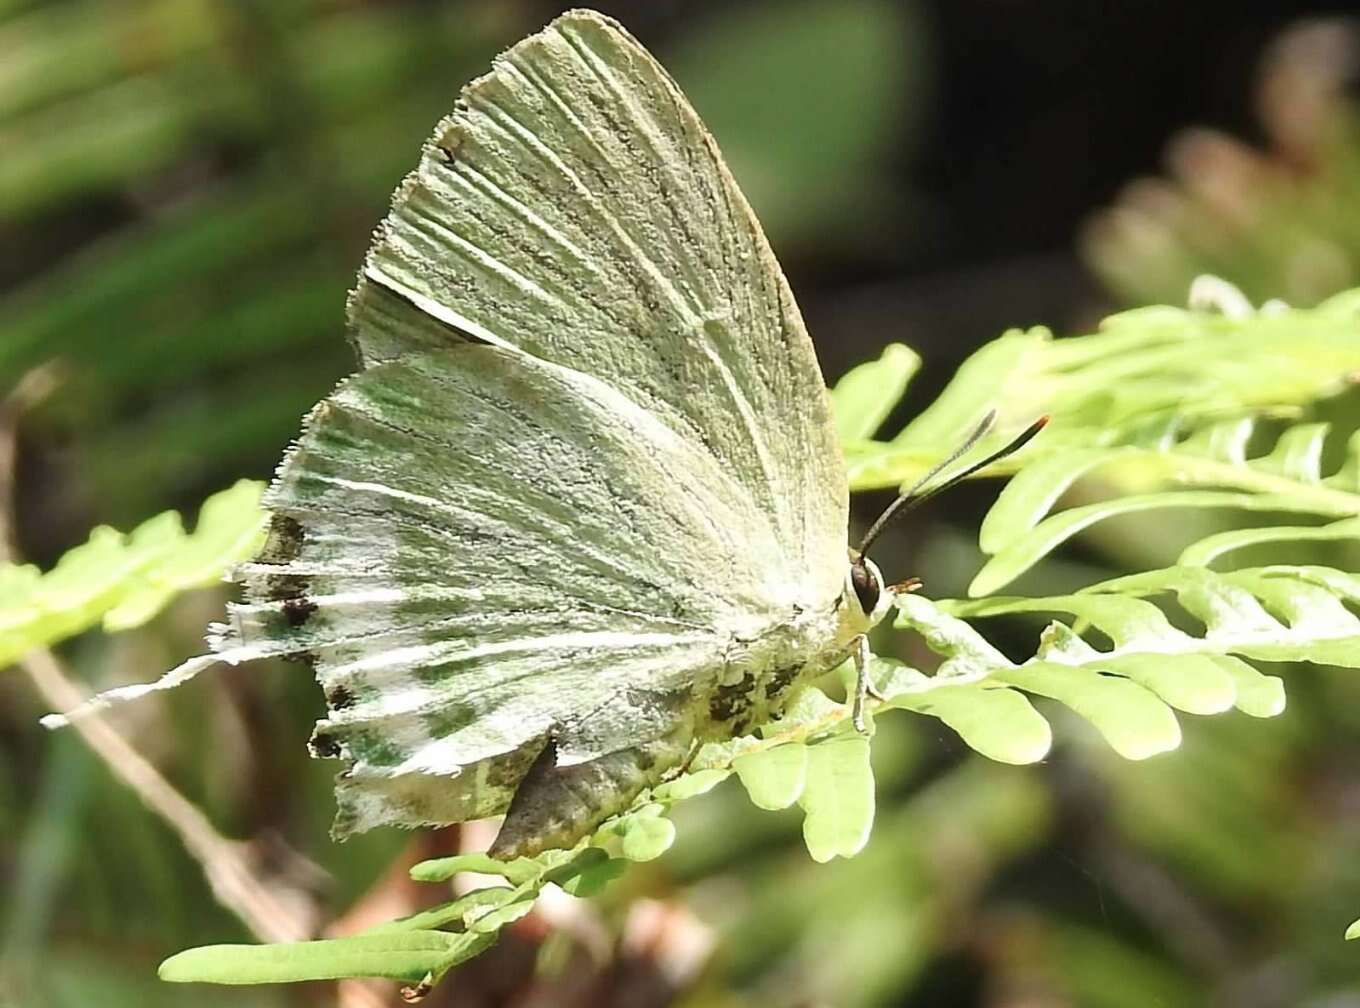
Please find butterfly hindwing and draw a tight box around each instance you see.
[226,344,796,844]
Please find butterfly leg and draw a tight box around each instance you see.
[850,633,875,733]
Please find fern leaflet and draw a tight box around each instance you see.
[0,480,266,666]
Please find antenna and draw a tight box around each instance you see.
[856,412,1048,558]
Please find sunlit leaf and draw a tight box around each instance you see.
[885,675,1052,765]
[366,887,517,935]
[886,560,1360,766]
[969,490,1329,597]
[158,931,486,984]
[559,857,627,897]
[617,814,677,863]
[468,900,535,934]
[408,853,541,885]
[798,735,874,862]
[0,480,265,666]
[651,768,731,802]
[734,742,809,810]
[831,343,920,443]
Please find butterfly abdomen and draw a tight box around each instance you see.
[489,725,693,860]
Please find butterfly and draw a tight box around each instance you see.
[47,9,1040,860]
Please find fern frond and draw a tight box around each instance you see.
[887,562,1360,761]
[830,342,920,445]
[176,551,1360,985]
[839,287,1360,492]
[0,480,265,666]
[160,770,722,988]
[970,415,1360,594]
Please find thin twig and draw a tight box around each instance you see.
[2,369,316,943]
[19,649,314,942]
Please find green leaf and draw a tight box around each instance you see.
[733,742,809,809]
[798,735,874,862]
[1098,653,1236,716]
[1178,516,1360,567]
[1003,660,1181,760]
[1257,421,1328,480]
[831,343,920,443]
[894,560,1360,765]
[970,490,1332,597]
[365,886,517,935]
[970,415,1360,593]
[977,448,1121,554]
[617,814,677,863]
[1347,918,1360,941]
[1211,655,1287,718]
[468,900,535,935]
[651,768,730,802]
[409,853,541,885]
[541,846,613,888]
[887,679,1052,764]
[559,857,627,897]
[0,480,265,665]
[891,328,1047,468]
[846,296,1360,517]
[158,930,488,985]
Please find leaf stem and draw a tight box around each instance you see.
[1148,453,1360,515]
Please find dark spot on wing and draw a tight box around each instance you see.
[709,672,756,730]
[309,729,341,759]
[766,663,803,701]
[282,596,318,627]
[264,574,310,602]
[326,684,355,710]
[261,514,305,563]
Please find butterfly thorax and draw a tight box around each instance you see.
[698,554,895,740]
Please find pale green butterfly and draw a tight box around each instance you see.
[46,8,1040,860]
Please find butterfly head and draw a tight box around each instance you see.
[845,551,894,628]
[845,413,1049,632]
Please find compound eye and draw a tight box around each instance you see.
[850,559,881,615]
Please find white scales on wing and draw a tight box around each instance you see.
[45,9,908,859]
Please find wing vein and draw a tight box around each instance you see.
[472,75,700,325]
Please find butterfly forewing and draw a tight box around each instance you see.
[348,11,845,586]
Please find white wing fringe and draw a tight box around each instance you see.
[39,644,266,729]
